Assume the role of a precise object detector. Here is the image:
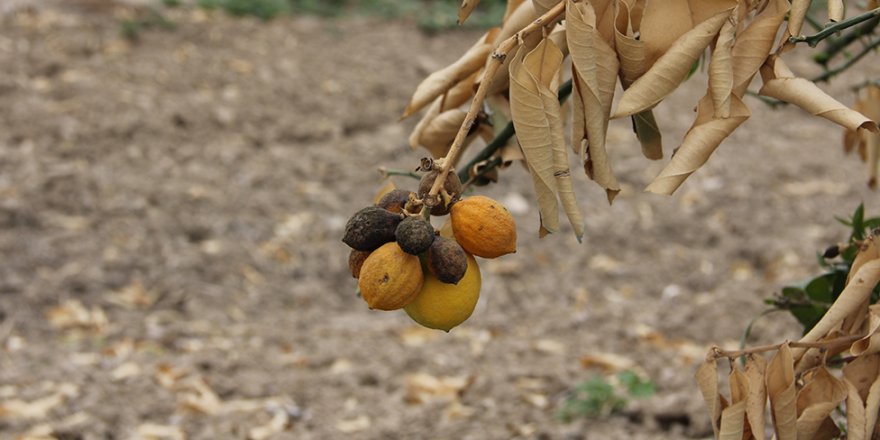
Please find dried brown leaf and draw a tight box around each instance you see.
[458,0,481,24]
[402,31,495,118]
[718,366,747,440]
[533,0,561,16]
[828,0,844,22]
[511,39,584,239]
[688,0,737,23]
[744,354,768,440]
[795,366,847,440]
[639,0,693,68]
[420,109,468,158]
[843,354,880,440]
[759,57,879,133]
[409,98,441,150]
[567,0,620,203]
[730,0,789,97]
[695,356,726,436]
[766,343,797,440]
[787,0,812,38]
[484,0,542,96]
[853,304,880,356]
[709,16,736,118]
[794,260,880,361]
[645,95,750,195]
[613,9,731,119]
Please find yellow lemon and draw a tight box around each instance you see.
[404,254,481,331]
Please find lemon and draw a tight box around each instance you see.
[404,253,481,331]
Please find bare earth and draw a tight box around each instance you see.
[1,4,878,440]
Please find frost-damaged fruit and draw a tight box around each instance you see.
[348,249,371,278]
[358,242,424,310]
[395,216,435,255]
[405,253,481,331]
[418,170,462,216]
[342,206,402,251]
[450,195,517,258]
[427,236,467,284]
[377,189,414,214]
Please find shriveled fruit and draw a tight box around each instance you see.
[395,216,435,255]
[427,237,467,284]
[418,169,462,216]
[358,242,424,310]
[342,206,402,251]
[348,249,371,278]
[450,195,517,258]
[377,189,414,214]
[405,253,481,331]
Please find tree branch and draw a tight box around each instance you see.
[812,14,880,65]
[423,1,566,214]
[789,7,880,47]
[710,333,866,360]
[813,38,880,83]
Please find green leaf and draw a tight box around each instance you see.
[805,274,834,303]
[617,371,656,398]
[851,203,865,240]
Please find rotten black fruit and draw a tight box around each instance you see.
[395,216,435,255]
[342,206,402,251]
[426,236,468,284]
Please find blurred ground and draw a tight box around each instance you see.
[0,3,878,440]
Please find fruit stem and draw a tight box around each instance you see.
[421,1,567,215]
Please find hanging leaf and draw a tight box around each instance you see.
[402,31,495,119]
[613,1,663,160]
[567,0,620,203]
[533,0,562,16]
[766,343,797,440]
[844,354,880,440]
[730,0,789,97]
[795,366,847,440]
[410,98,442,150]
[639,0,693,69]
[613,10,731,119]
[828,0,844,22]
[709,16,735,118]
[419,109,468,158]
[695,356,727,437]
[759,57,879,133]
[510,39,585,239]
[787,0,813,38]
[853,305,880,356]
[484,0,542,96]
[509,44,559,235]
[645,95,750,195]
[718,366,747,440]
[744,354,768,440]
[458,0,481,25]
[688,0,736,24]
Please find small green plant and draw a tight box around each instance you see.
[196,0,290,20]
[161,0,182,7]
[556,370,656,422]
[758,204,880,336]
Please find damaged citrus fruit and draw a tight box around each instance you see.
[404,253,481,332]
[358,242,424,311]
[450,195,517,258]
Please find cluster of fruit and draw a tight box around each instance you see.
[342,168,517,331]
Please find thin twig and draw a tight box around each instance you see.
[812,14,880,65]
[711,333,866,360]
[456,78,573,184]
[423,1,566,213]
[813,38,880,83]
[789,7,880,47]
[378,167,421,180]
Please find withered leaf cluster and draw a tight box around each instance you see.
[699,234,880,439]
[401,0,879,239]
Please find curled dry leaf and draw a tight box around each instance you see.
[795,366,847,440]
[718,366,747,440]
[567,0,620,203]
[532,0,562,16]
[458,0,480,25]
[730,0,789,97]
[510,39,584,239]
[787,0,812,38]
[402,31,495,119]
[843,354,880,440]
[766,343,797,440]
[828,0,844,22]
[853,305,880,356]
[420,108,468,159]
[759,56,879,134]
[695,355,726,437]
[744,354,768,440]
[709,16,735,118]
[613,9,731,119]
[483,0,542,96]
[613,1,663,160]
[646,95,750,195]
[638,0,693,69]
[793,259,880,362]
